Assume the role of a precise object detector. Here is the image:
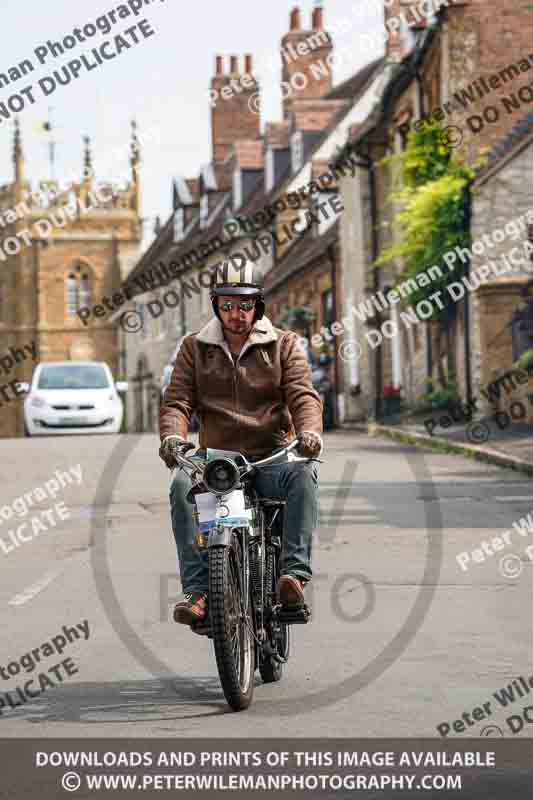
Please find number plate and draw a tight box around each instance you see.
[195,490,253,530]
[216,490,252,525]
[58,417,89,426]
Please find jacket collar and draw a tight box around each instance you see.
[196,315,278,347]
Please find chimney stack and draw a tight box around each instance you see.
[312,4,323,30]
[290,7,301,30]
[280,6,333,118]
[210,54,261,163]
[384,0,427,61]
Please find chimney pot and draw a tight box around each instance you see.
[312,5,323,30]
[245,53,253,74]
[215,55,223,75]
[230,55,239,74]
[289,7,301,31]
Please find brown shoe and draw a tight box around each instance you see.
[173,593,208,626]
[277,575,307,608]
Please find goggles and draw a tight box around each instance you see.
[220,299,256,312]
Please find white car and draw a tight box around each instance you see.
[21,361,127,436]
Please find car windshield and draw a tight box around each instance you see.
[37,365,110,390]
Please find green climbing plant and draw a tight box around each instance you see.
[373,119,485,387]
[375,119,476,311]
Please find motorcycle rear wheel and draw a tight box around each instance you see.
[259,546,290,683]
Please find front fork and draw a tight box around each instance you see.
[201,524,252,630]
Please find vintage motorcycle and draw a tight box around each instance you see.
[172,435,320,711]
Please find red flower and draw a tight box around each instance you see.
[383,384,401,397]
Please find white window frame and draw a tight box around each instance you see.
[291,131,304,174]
[233,168,242,211]
[265,148,275,193]
[173,207,184,243]
[200,194,209,228]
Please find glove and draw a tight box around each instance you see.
[296,431,323,458]
[159,435,190,469]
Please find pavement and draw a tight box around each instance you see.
[346,413,533,476]
[1,429,532,742]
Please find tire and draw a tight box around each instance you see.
[209,540,255,711]
[259,546,290,683]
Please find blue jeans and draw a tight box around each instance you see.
[169,460,320,594]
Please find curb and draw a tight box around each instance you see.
[342,422,533,477]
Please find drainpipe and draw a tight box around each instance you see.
[413,68,433,393]
[327,242,339,427]
[368,157,382,419]
[351,148,382,418]
[463,186,473,406]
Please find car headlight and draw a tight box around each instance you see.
[203,458,240,495]
[30,395,47,408]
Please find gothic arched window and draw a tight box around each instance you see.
[66,274,78,316]
[79,273,91,308]
[66,264,92,317]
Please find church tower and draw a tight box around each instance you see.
[0,120,142,438]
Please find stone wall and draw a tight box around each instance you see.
[447,0,533,165]
[469,135,533,411]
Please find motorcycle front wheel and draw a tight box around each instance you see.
[209,539,255,711]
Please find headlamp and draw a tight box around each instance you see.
[203,458,240,495]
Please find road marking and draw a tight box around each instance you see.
[493,496,533,502]
[7,539,90,608]
[8,567,65,606]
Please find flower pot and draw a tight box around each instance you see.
[384,395,402,417]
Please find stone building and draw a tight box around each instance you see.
[469,113,533,409]
[0,121,142,438]
[119,4,383,431]
[335,0,533,421]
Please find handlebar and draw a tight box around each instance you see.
[172,435,322,481]
[251,437,301,466]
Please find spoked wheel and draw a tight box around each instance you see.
[209,540,255,711]
[259,546,291,683]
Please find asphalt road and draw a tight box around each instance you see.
[1,430,532,738]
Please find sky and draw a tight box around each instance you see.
[0,0,384,249]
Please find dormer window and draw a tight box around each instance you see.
[232,168,242,211]
[291,131,304,174]
[200,194,209,228]
[265,148,275,193]
[173,207,184,242]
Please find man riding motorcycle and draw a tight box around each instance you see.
[159,260,323,629]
